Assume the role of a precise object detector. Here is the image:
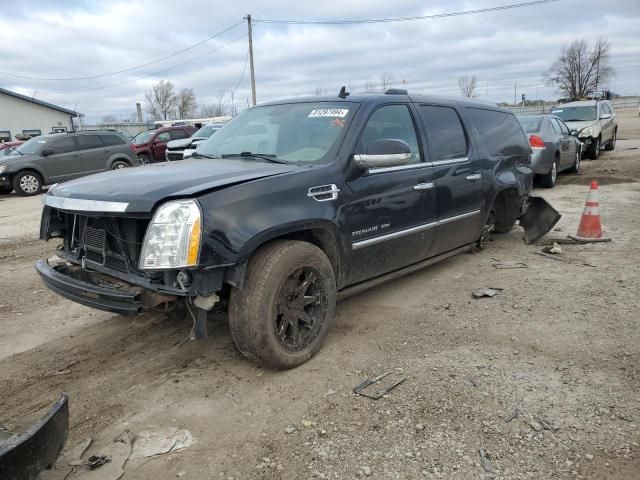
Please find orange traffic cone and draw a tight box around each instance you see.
[568,180,611,242]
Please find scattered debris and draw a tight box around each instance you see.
[616,413,633,422]
[472,287,503,299]
[353,371,407,400]
[504,409,520,423]
[284,425,297,434]
[87,455,111,470]
[534,251,571,263]
[535,416,559,432]
[176,471,186,477]
[528,420,543,432]
[50,369,72,376]
[492,261,527,269]
[361,465,372,476]
[478,449,493,473]
[130,427,193,459]
[465,377,478,388]
[325,388,337,396]
[224,392,240,403]
[542,243,562,254]
[68,437,93,466]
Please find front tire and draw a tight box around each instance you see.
[588,136,601,159]
[539,158,558,188]
[13,171,43,196]
[138,154,151,165]
[604,130,616,151]
[568,149,581,173]
[229,240,337,369]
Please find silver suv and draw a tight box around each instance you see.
[551,99,617,159]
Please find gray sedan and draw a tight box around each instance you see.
[517,115,581,188]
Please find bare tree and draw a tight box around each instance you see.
[545,38,613,99]
[458,75,478,97]
[145,80,177,120]
[200,91,228,117]
[313,87,324,96]
[379,72,394,92]
[176,88,197,119]
[363,77,377,92]
[100,114,118,124]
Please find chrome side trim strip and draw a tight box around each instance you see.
[430,157,468,166]
[368,163,430,174]
[44,195,130,213]
[352,209,481,250]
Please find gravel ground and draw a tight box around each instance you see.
[0,109,638,480]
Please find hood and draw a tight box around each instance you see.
[560,120,596,132]
[166,138,192,149]
[48,158,298,213]
[0,153,38,165]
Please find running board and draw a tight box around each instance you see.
[337,245,471,301]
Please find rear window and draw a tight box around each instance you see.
[466,108,528,157]
[419,105,468,161]
[517,116,542,134]
[77,134,104,150]
[100,134,127,146]
[170,129,190,140]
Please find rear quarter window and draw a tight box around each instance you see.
[465,108,528,157]
[418,105,468,161]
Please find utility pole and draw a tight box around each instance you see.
[514,83,517,106]
[246,14,257,106]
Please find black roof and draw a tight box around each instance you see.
[260,91,510,113]
[0,87,80,116]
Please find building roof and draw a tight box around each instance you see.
[0,87,80,116]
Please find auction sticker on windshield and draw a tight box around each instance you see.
[308,109,349,118]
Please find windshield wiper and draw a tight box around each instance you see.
[222,152,288,164]
[7,146,23,155]
[191,152,221,159]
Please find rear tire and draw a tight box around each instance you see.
[588,136,600,159]
[228,240,336,369]
[604,130,616,151]
[539,158,558,188]
[491,192,519,234]
[110,160,130,170]
[138,154,151,165]
[13,171,43,196]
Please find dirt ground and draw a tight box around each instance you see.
[1,109,639,480]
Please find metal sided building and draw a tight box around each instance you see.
[0,87,80,142]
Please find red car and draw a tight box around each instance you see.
[130,126,196,164]
[0,141,25,157]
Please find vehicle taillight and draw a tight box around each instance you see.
[130,144,136,152]
[529,135,545,149]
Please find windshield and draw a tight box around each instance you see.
[9,136,49,155]
[192,125,219,138]
[131,130,155,145]
[551,106,596,122]
[196,102,355,164]
[517,116,542,133]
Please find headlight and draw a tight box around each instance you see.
[579,127,593,137]
[0,165,6,174]
[139,200,201,270]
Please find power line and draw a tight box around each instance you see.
[254,0,559,24]
[0,21,244,82]
[47,33,248,94]
[231,48,250,98]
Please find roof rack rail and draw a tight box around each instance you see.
[385,88,408,95]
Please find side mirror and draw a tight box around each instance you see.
[353,139,412,170]
[600,113,611,119]
[41,147,54,156]
[570,130,579,137]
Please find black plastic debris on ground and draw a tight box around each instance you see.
[353,372,407,400]
[87,455,111,470]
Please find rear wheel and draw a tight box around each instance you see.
[588,136,600,159]
[110,160,130,170]
[604,130,616,151]
[138,154,151,165]
[228,240,336,369]
[539,158,558,188]
[491,191,519,234]
[13,171,43,196]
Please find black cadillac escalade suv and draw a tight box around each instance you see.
[36,90,557,369]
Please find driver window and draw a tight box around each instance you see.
[357,105,421,164]
[155,132,171,142]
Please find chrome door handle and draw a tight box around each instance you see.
[466,174,481,181]
[413,182,434,191]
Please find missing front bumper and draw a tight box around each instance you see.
[519,196,561,244]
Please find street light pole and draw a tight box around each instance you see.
[246,14,257,106]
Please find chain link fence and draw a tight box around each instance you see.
[504,96,639,116]
[78,122,155,139]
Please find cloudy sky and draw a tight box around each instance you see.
[1,0,638,122]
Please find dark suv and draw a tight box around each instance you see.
[131,126,196,164]
[0,131,137,196]
[36,91,557,369]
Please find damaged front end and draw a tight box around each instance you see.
[0,394,69,480]
[519,196,561,244]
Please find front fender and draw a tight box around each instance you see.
[7,162,49,184]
